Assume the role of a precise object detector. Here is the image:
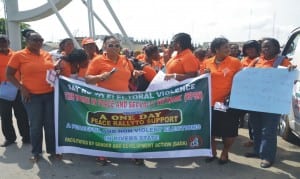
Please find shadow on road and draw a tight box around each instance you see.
[0,129,299,179]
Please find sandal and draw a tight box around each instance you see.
[134,159,144,166]
[29,155,40,163]
[218,153,229,165]
[205,156,217,163]
[49,154,63,160]
[96,156,107,166]
[218,158,229,165]
[243,140,254,147]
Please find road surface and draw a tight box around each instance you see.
[0,124,299,179]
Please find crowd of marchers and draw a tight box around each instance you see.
[0,29,296,168]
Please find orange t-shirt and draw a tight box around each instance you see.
[204,56,242,106]
[241,56,256,67]
[198,60,206,74]
[89,53,100,61]
[151,60,163,72]
[159,56,165,66]
[59,60,88,79]
[141,56,163,72]
[0,49,20,82]
[86,54,134,92]
[136,54,145,61]
[248,55,291,68]
[8,48,54,94]
[165,49,199,74]
[142,65,156,82]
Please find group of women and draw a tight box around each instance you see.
[202,37,293,168]
[164,34,294,168]
[1,28,294,168]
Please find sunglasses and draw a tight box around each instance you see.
[107,44,120,48]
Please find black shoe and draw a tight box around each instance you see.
[244,152,259,158]
[22,138,30,144]
[134,159,144,166]
[1,140,15,147]
[260,160,273,168]
[218,158,229,165]
[205,156,217,163]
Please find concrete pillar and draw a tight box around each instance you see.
[4,0,72,50]
[5,0,22,50]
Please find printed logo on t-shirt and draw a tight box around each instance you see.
[222,67,230,77]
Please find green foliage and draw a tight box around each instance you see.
[0,18,30,34]
[0,18,5,34]
[0,18,30,48]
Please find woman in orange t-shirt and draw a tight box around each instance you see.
[81,37,101,60]
[6,29,59,162]
[129,44,157,91]
[241,40,261,67]
[244,38,293,168]
[194,47,207,74]
[203,37,242,164]
[86,36,135,92]
[142,44,163,72]
[240,40,261,147]
[165,33,199,81]
[86,35,144,165]
[129,44,158,91]
[50,38,75,62]
[58,49,89,81]
[0,35,30,147]
[59,38,74,58]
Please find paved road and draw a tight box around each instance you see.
[0,125,299,179]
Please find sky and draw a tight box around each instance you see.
[1,0,300,45]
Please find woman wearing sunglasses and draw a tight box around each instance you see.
[86,35,144,165]
[6,29,61,162]
[86,36,143,91]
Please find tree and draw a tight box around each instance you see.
[0,18,30,35]
[0,18,6,34]
[0,18,31,48]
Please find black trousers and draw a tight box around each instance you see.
[0,91,30,142]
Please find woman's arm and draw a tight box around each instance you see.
[6,66,22,89]
[165,71,198,81]
[6,66,30,102]
[85,71,114,84]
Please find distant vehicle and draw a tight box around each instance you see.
[278,27,300,141]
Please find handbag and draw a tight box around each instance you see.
[0,81,18,101]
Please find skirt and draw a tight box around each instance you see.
[211,108,240,137]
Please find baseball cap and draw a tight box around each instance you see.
[81,37,95,46]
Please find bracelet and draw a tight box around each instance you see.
[173,73,176,79]
[99,74,105,81]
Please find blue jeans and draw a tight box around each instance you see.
[23,92,55,156]
[249,111,280,162]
